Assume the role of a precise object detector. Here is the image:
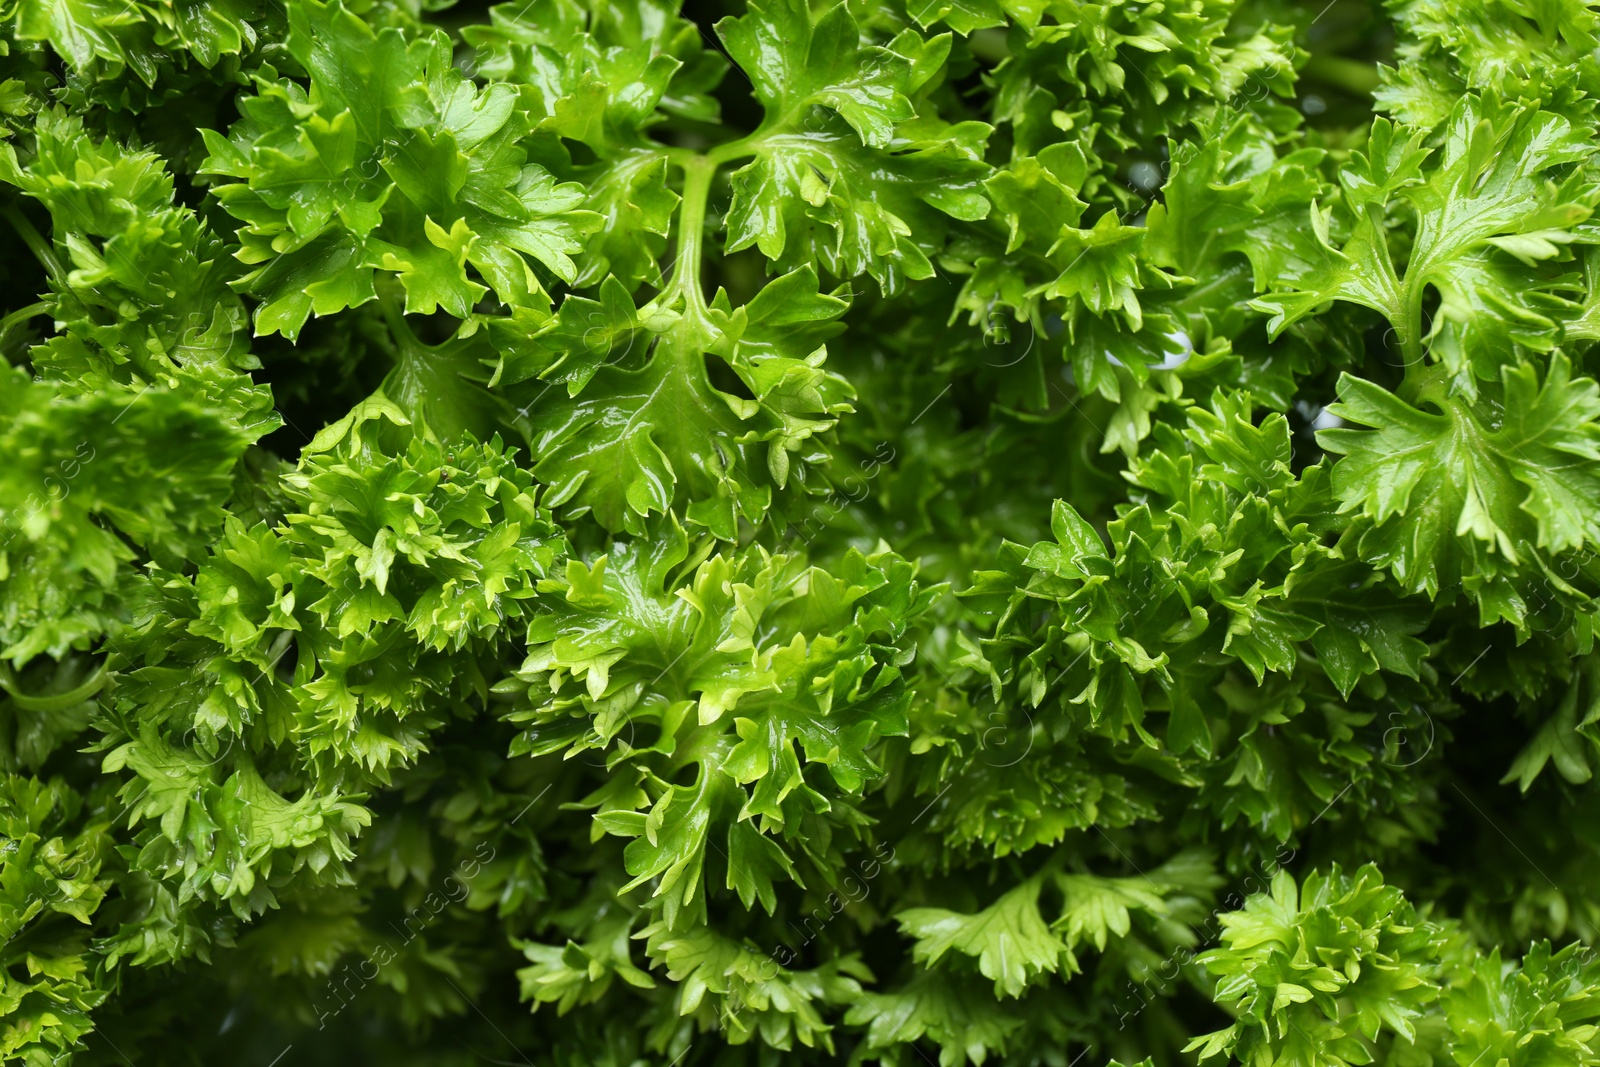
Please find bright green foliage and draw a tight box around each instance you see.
[1254,96,1599,391]
[3,0,1600,1063]
[14,0,270,85]
[95,399,563,918]
[1189,866,1600,1067]
[200,0,603,336]
[957,393,1439,848]
[1188,864,1446,1067]
[502,528,936,930]
[898,849,1220,998]
[717,0,990,293]
[1376,0,1600,125]
[509,263,858,538]
[0,368,258,664]
[1320,355,1600,629]
[1,109,267,410]
[0,775,109,1063]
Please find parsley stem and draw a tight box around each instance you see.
[706,138,759,166]
[0,301,50,337]
[1400,360,1447,407]
[2,203,66,284]
[671,154,717,316]
[1397,281,1428,398]
[0,661,107,713]
[1301,55,1380,97]
[376,283,423,352]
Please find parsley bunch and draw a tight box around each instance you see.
[4,0,1600,1063]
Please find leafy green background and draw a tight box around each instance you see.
[3,0,1600,1063]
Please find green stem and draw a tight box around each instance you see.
[707,138,760,167]
[1301,55,1381,97]
[670,154,717,317]
[663,137,758,169]
[3,204,66,284]
[1395,280,1429,399]
[0,301,50,337]
[0,662,108,713]
[375,283,423,352]
[1399,360,1448,408]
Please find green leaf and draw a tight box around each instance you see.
[716,0,921,149]
[519,268,854,537]
[202,0,603,337]
[1255,98,1598,389]
[1320,354,1600,625]
[898,877,1067,997]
